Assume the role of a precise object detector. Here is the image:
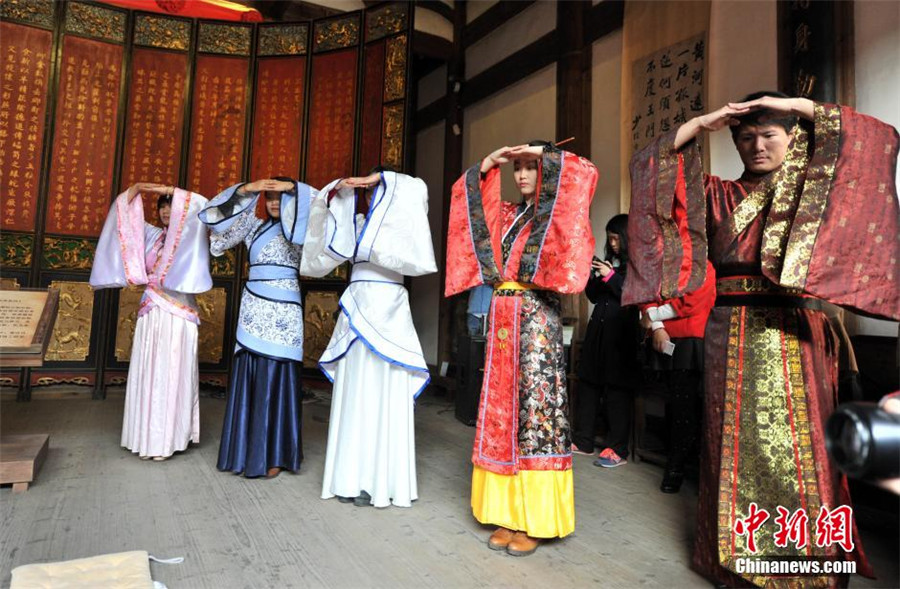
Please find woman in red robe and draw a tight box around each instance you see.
[624,92,898,587]
[445,141,597,556]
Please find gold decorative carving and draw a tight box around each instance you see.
[365,3,408,41]
[134,14,190,51]
[301,262,349,282]
[313,16,359,53]
[211,249,236,277]
[384,34,407,101]
[381,102,405,170]
[34,375,91,386]
[0,375,18,387]
[1,0,55,29]
[198,22,251,56]
[42,237,96,270]
[45,281,94,362]
[0,278,21,290]
[242,257,249,280]
[258,24,308,56]
[197,287,226,364]
[1,233,34,268]
[65,2,125,43]
[115,285,144,362]
[303,291,340,368]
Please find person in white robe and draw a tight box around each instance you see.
[302,169,437,508]
[90,182,212,460]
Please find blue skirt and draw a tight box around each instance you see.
[217,349,303,477]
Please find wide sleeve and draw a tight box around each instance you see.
[159,189,212,294]
[278,181,315,245]
[444,164,503,297]
[623,130,709,307]
[89,190,149,290]
[199,183,262,257]
[299,178,353,278]
[668,260,716,318]
[522,149,598,294]
[360,172,437,277]
[777,104,900,320]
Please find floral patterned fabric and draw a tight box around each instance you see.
[209,208,304,361]
[471,203,573,475]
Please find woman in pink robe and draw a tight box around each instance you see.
[91,182,212,460]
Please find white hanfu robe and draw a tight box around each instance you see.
[302,171,437,507]
[91,189,211,458]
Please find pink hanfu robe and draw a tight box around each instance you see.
[91,188,212,458]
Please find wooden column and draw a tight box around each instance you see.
[555,0,593,336]
[436,1,466,365]
[556,0,592,159]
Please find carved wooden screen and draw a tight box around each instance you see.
[0,1,415,399]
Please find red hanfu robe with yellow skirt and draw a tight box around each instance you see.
[446,146,597,538]
[624,103,899,588]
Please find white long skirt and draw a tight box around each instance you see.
[321,341,418,507]
[121,306,200,458]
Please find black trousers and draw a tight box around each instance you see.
[663,369,703,471]
[572,380,633,458]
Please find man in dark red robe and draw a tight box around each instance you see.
[624,91,898,588]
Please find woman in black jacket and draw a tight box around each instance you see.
[571,214,640,467]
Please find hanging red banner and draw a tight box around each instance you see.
[249,57,306,181]
[46,35,123,237]
[185,54,249,199]
[0,22,53,232]
[120,48,189,224]
[305,49,357,189]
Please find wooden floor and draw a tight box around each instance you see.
[1,391,897,589]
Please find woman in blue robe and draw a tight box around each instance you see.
[200,177,313,478]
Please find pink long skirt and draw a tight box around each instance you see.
[121,306,200,458]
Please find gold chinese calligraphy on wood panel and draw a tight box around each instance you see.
[384,35,406,102]
[42,237,96,271]
[114,285,144,362]
[258,24,309,56]
[303,291,339,368]
[1,0,55,29]
[381,102,404,170]
[134,14,191,51]
[365,3,408,42]
[1,233,34,268]
[198,22,251,56]
[65,2,125,44]
[313,16,359,53]
[45,281,93,362]
[197,287,226,364]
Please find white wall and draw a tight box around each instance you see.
[706,0,778,179]
[851,0,900,338]
[462,64,557,203]
[466,0,496,24]
[410,122,446,366]
[465,1,556,78]
[590,29,623,239]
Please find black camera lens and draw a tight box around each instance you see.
[826,403,900,480]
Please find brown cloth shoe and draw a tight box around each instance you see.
[506,532,539,556]
[266,467,281,479]
[487,527,516,551]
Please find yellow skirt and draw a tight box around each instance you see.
[471,466,575,538]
